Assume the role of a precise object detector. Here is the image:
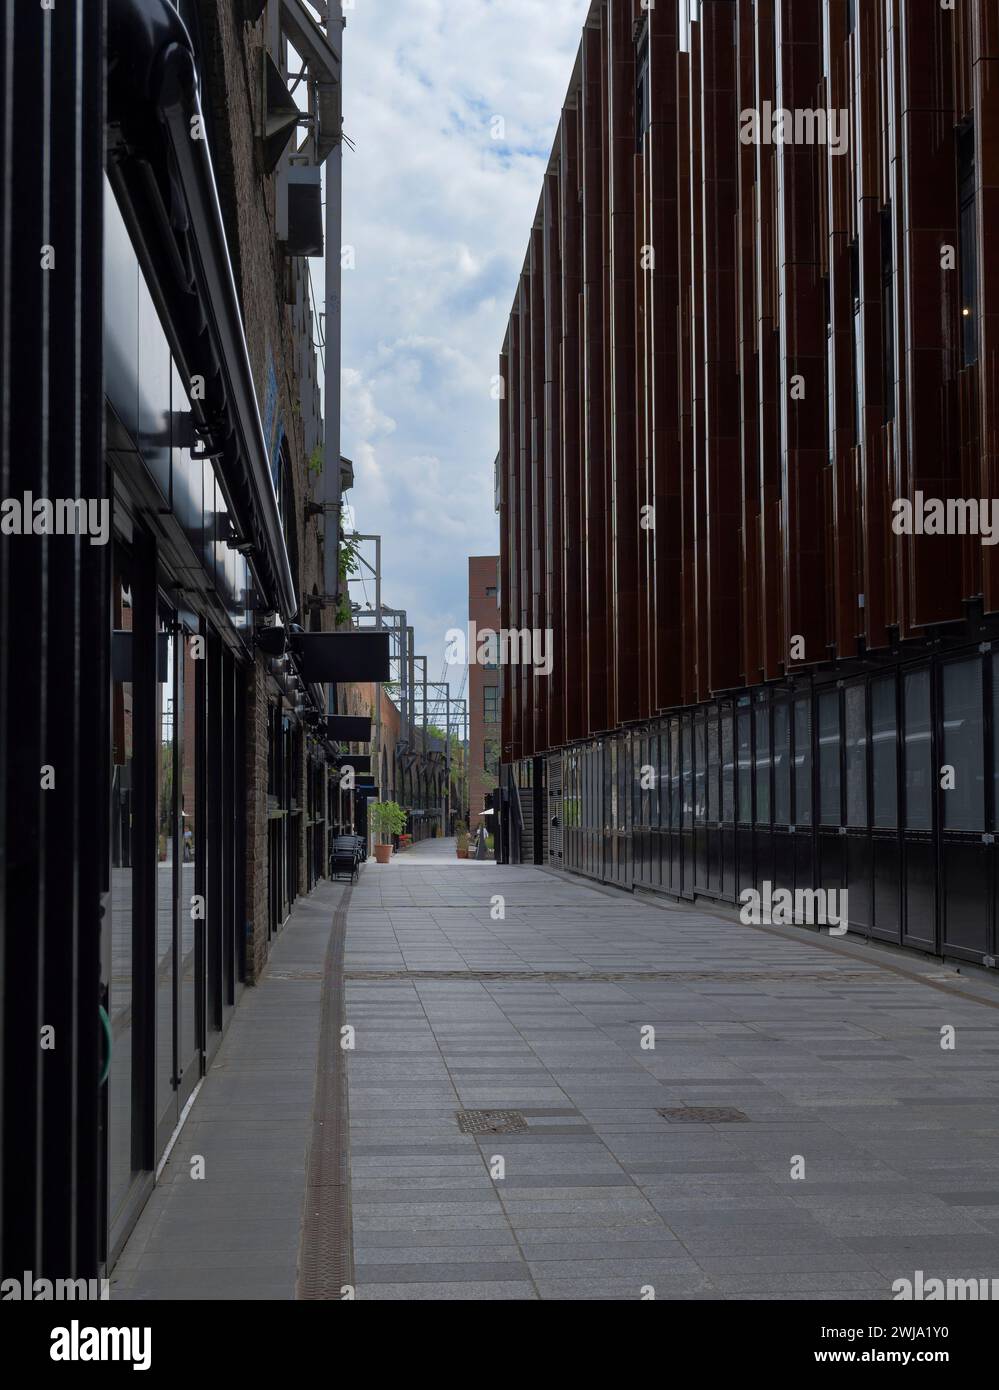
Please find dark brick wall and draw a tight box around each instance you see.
[199,0,333,979]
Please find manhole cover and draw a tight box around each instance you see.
[657,1106,749,1124]
[457,1109,528,1135]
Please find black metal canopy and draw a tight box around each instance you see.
[289,632,391,683]
[337,755,371,774]
[324,716,373,743]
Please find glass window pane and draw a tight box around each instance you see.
[871,676,898,828]
[694,714,707,826]
[845,684,868,827]
[904,669,933,831]
[180,634,199,1075]
[707,713,719,823]
[794,696,812,826]
[608,739,617,829]
[994,656,999,831]
[942,659,984,831]
[647,737,657,825]
[819,691,841,826]
[755,696,771,826]
[773,698,790,825]
[110,566,136,1219]
[670,720,681,830]
[157,616,177,1135]
[681,719,693,828]
[737,706,752,824]
[721,708,735,822]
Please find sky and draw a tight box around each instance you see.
[335,0,588,708]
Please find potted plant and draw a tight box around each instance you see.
[455,819,470,859]
[369,801,406,864]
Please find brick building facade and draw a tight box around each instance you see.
[195,0,335,980]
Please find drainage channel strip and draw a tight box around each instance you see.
[344,967,886,984]
[297,885,355,1301]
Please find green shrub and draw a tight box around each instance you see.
[369,800,407,844]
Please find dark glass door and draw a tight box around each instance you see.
[154,611,203,1151]
[105,532,158,1261]
[155,610,179,1151]
[108,549,140,1226]
[177,628,202,1108]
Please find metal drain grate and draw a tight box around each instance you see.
[457,1109,529,1135]
[658,1106,749,1124]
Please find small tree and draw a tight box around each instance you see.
[369,800,407,846]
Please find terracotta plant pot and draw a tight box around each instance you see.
[374,843,392,865]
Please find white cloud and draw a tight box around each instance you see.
[337,0,587,696]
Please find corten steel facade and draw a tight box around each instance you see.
[468,556,502,823]
[499,0,999,961]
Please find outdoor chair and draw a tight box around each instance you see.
[329,843,360,883]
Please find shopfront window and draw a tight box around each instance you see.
[707,712,719,823]
[156,612,177,1139]
[871,675,898,828]
[773,697,790,826]
[721,706,735,823]
[109,563,137,1222]
[178,633,200,1088]
[681,719,693,828]
[942,659,984,831]
[694,713,707,826]
[819,690,842,826]
[670,720,681,831]
[904,669,933,831]
[737,703,752,824]
[994,655,999,831]
[755,694,771,826]
[845,683,868,827]
[793,695,812,826]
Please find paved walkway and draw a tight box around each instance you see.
[115,846,999,1300]
[111,881,347,1300]
[345,851,999,1300]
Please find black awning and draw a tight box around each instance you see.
[325,715,373,743]
[290,632,391,683]
[338,756,371,774]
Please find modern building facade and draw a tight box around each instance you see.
[0,0,391,1284]
[468,556,502,826]
[499,0,999,963]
